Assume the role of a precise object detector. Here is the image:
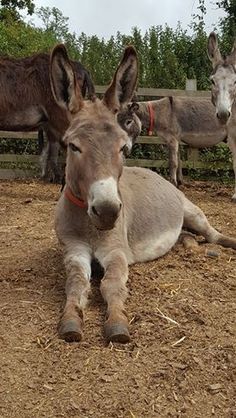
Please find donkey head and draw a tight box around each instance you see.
[207,32,236,125]
[117,102,141,154]
[50,44,138,230]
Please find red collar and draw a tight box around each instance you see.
[64,186,87,208]
[147,101,155,136]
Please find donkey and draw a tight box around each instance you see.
[50,43,236,344]
[0,52,95,182]
[119,95,231,189]
[207,32,236,202]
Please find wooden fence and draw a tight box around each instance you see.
[0,84,232,180]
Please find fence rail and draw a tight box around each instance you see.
[0,84,232,180]
[95,85,211,98]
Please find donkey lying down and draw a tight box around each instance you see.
[50,44,236,344]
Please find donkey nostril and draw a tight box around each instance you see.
[92,205,99,216]
[217,111,230,120]
[119,203,122,210]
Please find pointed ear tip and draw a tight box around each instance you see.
[124,45,137,57]
[51,43,68,58]
[208,31,217,41]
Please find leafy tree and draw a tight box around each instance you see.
[36,6,69,41]
[216,0,236,49]
[0,0,34,22]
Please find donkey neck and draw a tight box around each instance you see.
[232,100,236,114]
[136,98,171,132]
[64,185,87,209]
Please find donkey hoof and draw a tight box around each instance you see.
[104,322,131,344]
[170,179,178,188]
[177,180,184,188]
[231,196,236,203]
[59,319,83,343]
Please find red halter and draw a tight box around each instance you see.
[147,101,155,136]
[64,186,87,209]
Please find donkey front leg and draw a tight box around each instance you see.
[177,150,183,186]
[227,136,236,202]
[167,136,181,187]
[59,244,92,342]
[99,249,130,344]
[41,128,61,183]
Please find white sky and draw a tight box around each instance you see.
[30,0,225,39]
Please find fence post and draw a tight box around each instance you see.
[185,78,197,91]
[185,79,199,168]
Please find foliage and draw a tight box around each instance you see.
[0,0,34,22]
[0,1,234,88]
[216,0,236,51]
[0,19,58,56]
[0,0,235,176]
[36,6,69,41]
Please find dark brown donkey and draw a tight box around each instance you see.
[50,43,236,344]
[0,52,95,181]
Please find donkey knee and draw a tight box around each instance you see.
[100,276,128,307]
[183,198,219,243]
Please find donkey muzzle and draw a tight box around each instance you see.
[90,201,122,230]
[88,177,122,229]
[216,107,231,125]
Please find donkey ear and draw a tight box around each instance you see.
[50,44,83,114]
[229,40,236,64]
[103,46,138,113]
[207,32,223,67]
[129,102,139,113]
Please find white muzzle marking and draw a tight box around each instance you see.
[88,177,121,217]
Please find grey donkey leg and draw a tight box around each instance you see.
[177,150,183,186]
[59,244,92,342]
[98,249,130,343]
[168,136,180,187]
[183,197,236,249]
[39,140,50,180]
[227,136,236,202]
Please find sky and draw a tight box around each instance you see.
[30,0,225,39]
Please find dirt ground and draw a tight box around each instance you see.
[0,179,236,418]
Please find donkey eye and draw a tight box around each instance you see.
[120,145,127,153]
[125,119,133,127]
[69,143,81,153]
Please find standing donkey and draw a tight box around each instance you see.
[0,52,95,182]
[119,97,228,188]
[119,33,236,200]
[207,32,236,202]
[50,44,236,344]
